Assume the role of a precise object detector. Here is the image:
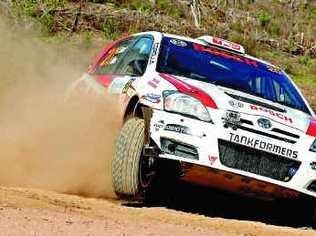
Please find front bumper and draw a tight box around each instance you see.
[150,109,316,199]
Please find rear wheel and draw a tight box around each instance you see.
[112,117,156,201]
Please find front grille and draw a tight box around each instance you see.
[218,139,301,182]
[271,128,300,139]
[236,125,296,144]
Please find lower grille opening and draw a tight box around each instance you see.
[161,138,199,160]
[218,139,300,182]
[307,181,316,192]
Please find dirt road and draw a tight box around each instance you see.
[0,186,314,236]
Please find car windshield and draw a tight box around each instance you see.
[157,37,310,114]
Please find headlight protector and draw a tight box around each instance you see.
[163,91,212,122]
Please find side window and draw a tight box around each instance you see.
[115,37,154,76]
[95,38,134,75]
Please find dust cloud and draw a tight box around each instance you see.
[0,16,120,198]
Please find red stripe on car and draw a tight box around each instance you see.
[307,117,316,137]
[94,75,115,87]
[159,73,218,109]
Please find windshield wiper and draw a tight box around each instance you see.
[273,100,303,113]
[225,92,286,113]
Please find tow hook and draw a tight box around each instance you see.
[143,144,159,157]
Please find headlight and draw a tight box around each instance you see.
[310,139,316,152]
[163,91,212,122]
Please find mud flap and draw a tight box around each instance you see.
[141,106,160,157]
[142,106,152,145]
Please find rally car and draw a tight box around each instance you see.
[69,31,316,222]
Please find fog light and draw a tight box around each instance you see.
[310,162,316,170]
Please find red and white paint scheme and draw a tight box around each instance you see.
[68,31,316,207]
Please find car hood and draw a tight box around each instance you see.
[171,75,311,133]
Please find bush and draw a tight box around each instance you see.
[258,11,271,27]
[283,61,299,76]
[126,0,152,12]
[10,0,68,33]
[268,21,281,36]
[156,0,185,18]
[102,18,121,39]
[299,56,312,67]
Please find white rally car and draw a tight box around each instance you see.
[70,31,316,222]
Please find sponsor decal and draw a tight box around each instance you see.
[257,118,272,129]
[122,79,134,94]
[141,93,161,103]
[164,124,190,135]
[212,37,241,52]
[250,104,292,124]
[147,78,160,88]
[288,167,298,177]
[208,155,218,165]
[126,87,135,97]
[153,123,164,131]
[223,110,241,129]
[225,110,241,123]
[170,39,188,47]
[229,132,298,159]
[108,76,133,94]
[228,100,244,109]
[149,42,160,64]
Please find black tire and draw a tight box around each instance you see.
[112,117,154,201]
[274,198,316,227]
[310,201,316,228]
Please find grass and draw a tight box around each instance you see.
[10,0,68,33]
[102,18,121,40]
[293,74,316,86]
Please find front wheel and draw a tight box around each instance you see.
[112,117,156,201]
